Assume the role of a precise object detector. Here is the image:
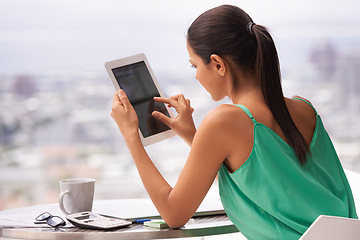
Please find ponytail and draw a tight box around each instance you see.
[252,24,309,164]
[187,5,310,164]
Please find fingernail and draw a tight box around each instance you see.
[118,89,125,95]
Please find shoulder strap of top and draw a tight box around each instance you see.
[291,97,318,115]
[234,104,257,124]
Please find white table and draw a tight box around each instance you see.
[0,198,239,240]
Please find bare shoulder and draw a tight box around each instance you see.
[194,104,256,172]
[195,104,252,144]
[291,95,313,105]
[196,104,253,147]
[287,96,316,116]
[286,96,317,143]
[201,104,251,129]
[193,104,253,168]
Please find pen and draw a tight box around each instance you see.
[136,219,152,223]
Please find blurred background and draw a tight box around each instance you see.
[1,0,360,210]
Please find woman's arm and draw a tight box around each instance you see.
[111,90,229,228]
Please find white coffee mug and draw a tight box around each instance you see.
[59,178,95,215]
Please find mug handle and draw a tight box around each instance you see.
[59,190,71,215]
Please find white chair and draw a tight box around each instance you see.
[299,215,360,239]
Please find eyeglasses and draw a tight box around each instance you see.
[34,212,66,229]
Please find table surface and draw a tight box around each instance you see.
[0,198,239,240]
[1,170,359,240]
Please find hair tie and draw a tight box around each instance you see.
[247,22,256,35]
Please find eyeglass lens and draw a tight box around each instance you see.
[36,212,52,221]
[47,216,66,227]
[35,212,66,228]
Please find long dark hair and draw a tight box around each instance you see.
[187,5,309,164]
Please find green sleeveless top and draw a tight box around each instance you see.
[218,100,358,240]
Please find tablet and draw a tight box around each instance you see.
[105,53,176,146]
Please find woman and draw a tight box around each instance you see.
[111,5,357,239]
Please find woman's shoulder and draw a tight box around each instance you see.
[286,96,316,116]
[198,104,253,136]
[197,104,255,172]
[289,96,313,105]
[286,96,317,142]
[203,104,251,125]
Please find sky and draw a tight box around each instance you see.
[0,0,360,75]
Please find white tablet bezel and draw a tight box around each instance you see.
[105,53,176,146]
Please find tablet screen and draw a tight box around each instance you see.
[111,61,171,138]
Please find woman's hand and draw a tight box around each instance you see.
[111,90,139,142]
[152,94,196,146]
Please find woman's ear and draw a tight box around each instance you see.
[210,54,226,76]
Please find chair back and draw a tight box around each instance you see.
[300,215,360,240]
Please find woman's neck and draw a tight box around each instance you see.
[229,81,265,106]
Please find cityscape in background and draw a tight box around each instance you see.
[1,0,360,211]
[1,39,360,210]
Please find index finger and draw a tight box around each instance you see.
[154,96,183,109]
[169,94,184,101]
